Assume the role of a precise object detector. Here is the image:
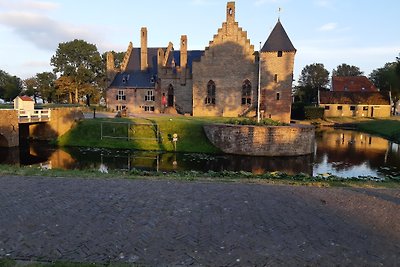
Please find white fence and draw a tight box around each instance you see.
[18,109,51,122]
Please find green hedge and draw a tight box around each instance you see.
[304,106,324,120]
[291,102,306,120]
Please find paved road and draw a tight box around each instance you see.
[0,176,399,266]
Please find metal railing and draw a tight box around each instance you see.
[18,109,51,122]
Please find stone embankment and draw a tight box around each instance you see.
[203,124,315,156]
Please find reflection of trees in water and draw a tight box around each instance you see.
[315,129,390,172]
[7,131,400,178]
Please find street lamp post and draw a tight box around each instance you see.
[257,42,262,123]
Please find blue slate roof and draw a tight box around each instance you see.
[110,71,157,88]
[168,50,204,72]
[261,20,296,52]
[110,47,204,88]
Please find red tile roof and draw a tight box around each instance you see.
[319,91,391,105]
[19,96,34,101]
[332,76,378,92]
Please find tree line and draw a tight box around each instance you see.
[294,58,400,113]
[0,38,399,109]
[0,39,124,105]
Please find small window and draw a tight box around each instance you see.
[276,93,280,100]
[144,106,155,112]
[277,51,283,57]
[145,90,155,102]
[117,90,126,101]
[344,86,348,91]
[363,106,368,111]
[325,106,330,110]
[337,106,343,110]
[350,106,356,111]
[274,74,278,83]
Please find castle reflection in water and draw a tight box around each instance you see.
[1,129,400,179]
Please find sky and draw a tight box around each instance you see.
[0,0,399,83]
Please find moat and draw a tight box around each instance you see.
[1,128,400,179]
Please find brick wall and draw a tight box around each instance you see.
[106,88,159,114]
[0,110,19,147]
[30,108,84,140]
[260,51,295,123]
[320,104,391,118]
[203,124,315,156]
[192,19,257,117]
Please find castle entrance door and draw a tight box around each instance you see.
[168,84,174,107]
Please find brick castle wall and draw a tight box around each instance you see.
[0,110,19,147]
[30,108,84,140]
[203,124,315,156]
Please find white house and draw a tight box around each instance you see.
[14,96,34,111]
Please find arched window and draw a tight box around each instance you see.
[242,79,252,105]
[205,80,216,105]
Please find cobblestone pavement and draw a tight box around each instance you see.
[0,176,399,266]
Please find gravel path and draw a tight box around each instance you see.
[0,176,399,266]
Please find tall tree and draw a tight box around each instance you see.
[369,61,400,114]
[332,63,363,77]
[36,72,56,103]
[295,63,330,104]
[51,39,103,104]
[0,70,23,101]
[23,77,39,103]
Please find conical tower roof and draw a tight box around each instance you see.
[261,19,296,52]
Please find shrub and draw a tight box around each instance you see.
[226,118,288,126]
[304,106,324,120]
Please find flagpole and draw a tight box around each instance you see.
[257,42,261,123]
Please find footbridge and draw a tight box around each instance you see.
[0,108,83,147]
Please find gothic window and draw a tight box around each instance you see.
[241,79,252,105]
[205,80,216,105]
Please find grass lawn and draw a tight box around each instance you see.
[57,116,236,153]
[356,119,400,143]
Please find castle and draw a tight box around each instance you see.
[106,2,296,123]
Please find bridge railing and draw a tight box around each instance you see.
[18,109,51,122]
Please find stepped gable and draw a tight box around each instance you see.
[202,2,255,59]
[261,19,296,52]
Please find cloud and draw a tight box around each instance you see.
[318,22,337,32]
[0,11,99,51]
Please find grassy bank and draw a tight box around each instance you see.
[57,116,232,153]
[356,119,400,143]
[0,164,399,189]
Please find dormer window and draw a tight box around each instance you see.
[277,51,283,57]
[122,75,130,84]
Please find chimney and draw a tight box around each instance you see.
[140,27,148,71]
[180,35,187,85]
[180,35,187,68]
